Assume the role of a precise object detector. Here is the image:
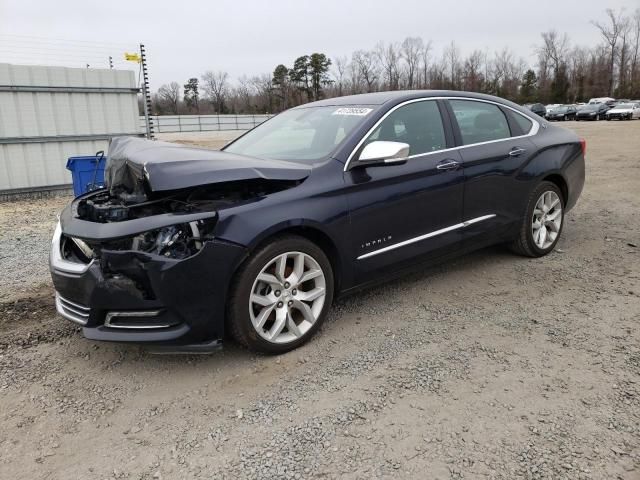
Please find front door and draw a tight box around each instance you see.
[344,99,464,281]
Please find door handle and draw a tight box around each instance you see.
[508,147,526,157]
[436,159,460,171]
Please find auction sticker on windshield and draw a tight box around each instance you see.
[332,107,373,116]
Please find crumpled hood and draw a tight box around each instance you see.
[105,136,311,195]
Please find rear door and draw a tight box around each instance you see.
[445,98,538,245]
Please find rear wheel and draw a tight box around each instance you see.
[227,235,334,354]
[509,181,564,258]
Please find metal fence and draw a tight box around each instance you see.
[141,114,273,133]
[0,63,140,194]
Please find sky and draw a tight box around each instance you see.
[1,0,638,90]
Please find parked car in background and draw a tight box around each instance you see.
[606,102,640,120]
[50,91,585,353]
[545,104,562,116]
[588,97,615,105]
[524,103,546,117]
[576,103,610,121]
[546,105,578,121]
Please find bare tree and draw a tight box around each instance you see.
[333,55,348,96]
[617,16,632,96]
[250,74,274,113]
[463,50,486,92]
[352,50,380,93]
[376,42,402,90]
[401,37,423,89]
[201,70,229,113]
[234,75,253,113]
[419,40,433,88]
[443,41,461,89]
[157,81,181,114]
[592,8,627,96]
[536,30,570,99]
[539,30,571,73]
[630,9,640,95]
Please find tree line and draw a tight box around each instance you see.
[151,7,640,115]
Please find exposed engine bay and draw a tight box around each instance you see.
[76,178,302,223]
[67,136,310,261]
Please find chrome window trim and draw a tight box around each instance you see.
[344,96,540,171]
[357,214,496,260]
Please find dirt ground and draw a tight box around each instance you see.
[0,121,639,480]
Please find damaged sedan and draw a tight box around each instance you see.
[51,91,585,354]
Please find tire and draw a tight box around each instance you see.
[509,181,565,258]
[227,235,334,354]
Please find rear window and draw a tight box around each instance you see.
[449,100,511,145]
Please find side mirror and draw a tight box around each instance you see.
[356,141,410,167]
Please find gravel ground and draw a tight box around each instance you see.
[0,121,639,479]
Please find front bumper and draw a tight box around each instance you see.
[50,220,247,349]
[606,113,631,120]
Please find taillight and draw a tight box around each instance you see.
[580,138,586,156]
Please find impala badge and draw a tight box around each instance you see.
[361,235,393,249]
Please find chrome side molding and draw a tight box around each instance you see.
[357,214,496,260]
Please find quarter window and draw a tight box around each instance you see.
[365,100,447,156]
[510,111,534,134]
[449,100,511,145]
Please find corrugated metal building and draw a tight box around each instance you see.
[0,63,141,193]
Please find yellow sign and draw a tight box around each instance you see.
[124,52,141,63]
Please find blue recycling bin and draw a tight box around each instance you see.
[66,153,106,197]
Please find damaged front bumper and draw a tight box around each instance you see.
[50,206,248,352]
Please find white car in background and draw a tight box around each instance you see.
[605,102,640,121]
[545,104,562,116]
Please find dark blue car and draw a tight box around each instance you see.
[51,91,585,354]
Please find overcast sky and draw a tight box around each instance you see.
[1,0,638,89]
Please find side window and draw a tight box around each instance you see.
[449,100,511,145]
[366,100,446,156]
[508,110,534,135]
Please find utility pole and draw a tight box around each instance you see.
[139,44,155,139]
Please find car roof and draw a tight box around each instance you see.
[295,90,524,109]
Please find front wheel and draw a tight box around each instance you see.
[509,181,565,258]
[227,235,334,354]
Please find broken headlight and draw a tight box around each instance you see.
[99,219,216,260]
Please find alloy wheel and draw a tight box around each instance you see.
[531,191,562,250]
[249,251,326,344]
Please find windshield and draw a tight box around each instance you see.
[554,107,568,113]
[224,106,374,161]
